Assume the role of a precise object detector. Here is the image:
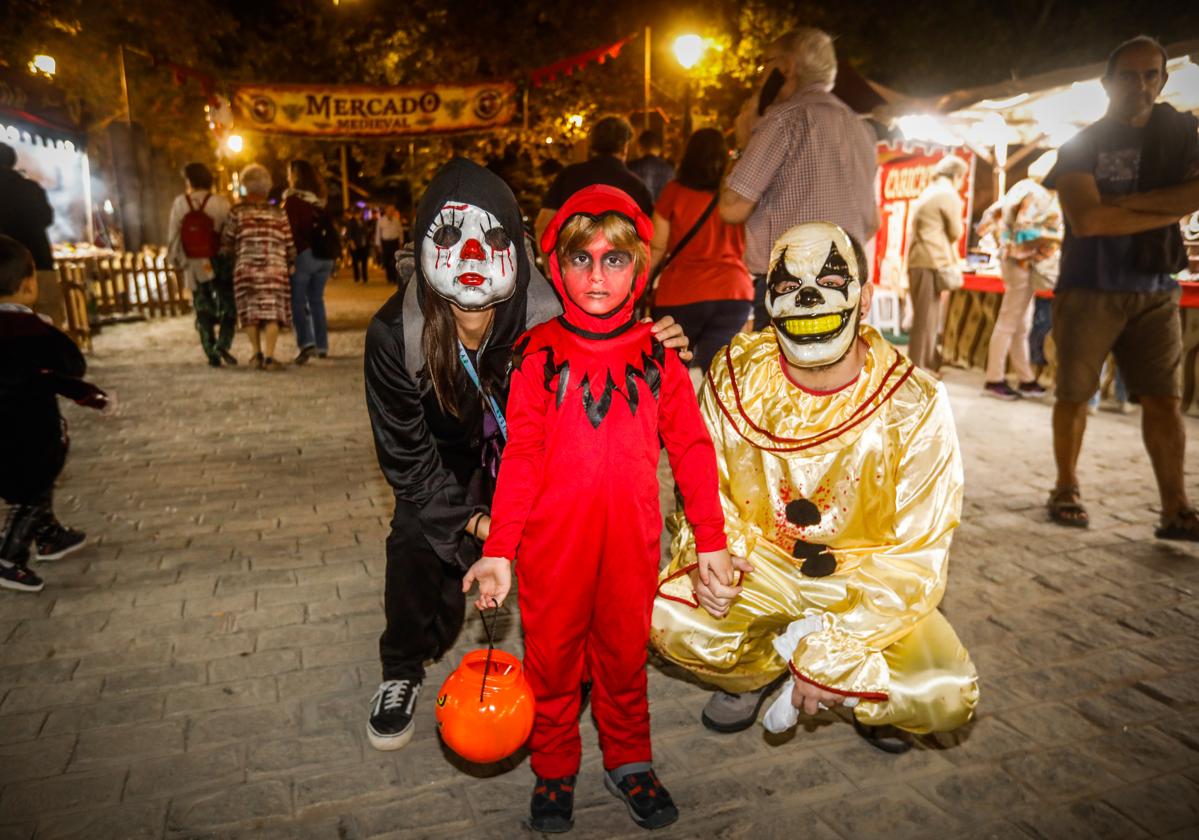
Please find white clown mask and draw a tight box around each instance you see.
[766,222,864,368]
[420,201,518,310]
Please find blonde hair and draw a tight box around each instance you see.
[775,28,837,90]
[240,163,272,196]
[555,213,648,278]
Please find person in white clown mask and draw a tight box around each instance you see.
[362,158,691,753]
[652,220,978,755]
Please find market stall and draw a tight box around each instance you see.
[878,41,1199,411]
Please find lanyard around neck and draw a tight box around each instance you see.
[457,340,508,442]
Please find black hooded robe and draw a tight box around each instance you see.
[363,158,560,681]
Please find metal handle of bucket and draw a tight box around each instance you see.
[478,598,499,703]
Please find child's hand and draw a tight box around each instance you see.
[645,315,693,362]
[462,555,511,611]
[691,552,753,619]
[697,548,733,587]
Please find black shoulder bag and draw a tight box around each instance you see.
[641,193,720,315]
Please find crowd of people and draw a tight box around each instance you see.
[357,29,1197,834]
[1,20,1196,836]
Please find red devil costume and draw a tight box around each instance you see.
[482,186,727,779]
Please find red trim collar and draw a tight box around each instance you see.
[709,342,914,453]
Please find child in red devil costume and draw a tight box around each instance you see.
[463,185,730,832]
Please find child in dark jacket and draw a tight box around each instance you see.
[0,236,107,592]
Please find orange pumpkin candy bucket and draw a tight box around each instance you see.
[435,615,535,764]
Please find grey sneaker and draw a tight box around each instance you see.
[700,673,788,733]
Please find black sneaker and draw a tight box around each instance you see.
[1018,380,1047,397]
[207,355,221,368]
[294,346,315,366]
[529,775,576,833]
[0,560,45,592]
[604,769,679,830]
[983,381,1021,400]
[34,524,87,562]
[218,349,239,366]
[367,679,420,751]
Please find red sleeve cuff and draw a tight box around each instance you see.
[693,529,728,553]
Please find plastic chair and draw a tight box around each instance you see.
[868,286,903,336]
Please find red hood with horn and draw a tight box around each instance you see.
[539,184,654,336]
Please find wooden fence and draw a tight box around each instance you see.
[54,247,191,350]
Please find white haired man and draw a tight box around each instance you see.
[719,28,880,329]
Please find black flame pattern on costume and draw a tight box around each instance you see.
[513,337,666,429]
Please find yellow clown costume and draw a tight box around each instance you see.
[651,323,979,734]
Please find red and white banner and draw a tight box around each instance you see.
[872,142,974,288]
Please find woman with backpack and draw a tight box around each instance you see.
[284,158,338,364]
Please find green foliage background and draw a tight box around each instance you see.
[2,0,1195,220]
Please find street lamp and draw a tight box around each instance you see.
[673,35,704,70]
[28,54,57,78]
[673,35,706,139]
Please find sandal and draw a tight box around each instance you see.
[1047,486,1089,528]
[1156,508,1199,542]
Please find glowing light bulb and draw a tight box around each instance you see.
[225,134,244,154]
[673,35,705,70]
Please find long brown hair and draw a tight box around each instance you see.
[420,291,476,420]
[676,128,728,193]
[289,158,326,198]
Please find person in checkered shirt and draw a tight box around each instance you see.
[719,27,880,330]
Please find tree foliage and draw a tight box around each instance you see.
[2,0,1196,217]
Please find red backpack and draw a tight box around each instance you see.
[180,194,219,258]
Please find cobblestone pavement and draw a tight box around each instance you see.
[2,274,1198,839]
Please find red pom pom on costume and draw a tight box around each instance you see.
[435,649,535,764]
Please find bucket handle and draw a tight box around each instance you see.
[478,598,500,703]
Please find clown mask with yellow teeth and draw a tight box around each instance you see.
[766,222,864,369]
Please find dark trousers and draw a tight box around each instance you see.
[652,299,754,372]
[1,438,65,566]
[351,248,370,283]
[379,500,466,681]
[751,274,771,332]
[193,264,236,362]
[381,239,400,285]
[1,434,65,507]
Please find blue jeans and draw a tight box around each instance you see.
[290,248,334,352]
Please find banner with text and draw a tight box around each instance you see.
[230,81,517,138]
[872,142,974,289]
